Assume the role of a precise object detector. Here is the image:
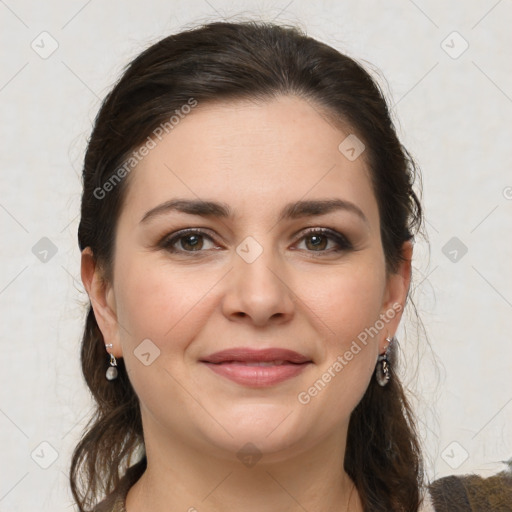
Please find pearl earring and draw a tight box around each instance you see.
[375,336,392,387]
[105,343,118,381]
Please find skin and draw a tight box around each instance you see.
[81,95,412,512]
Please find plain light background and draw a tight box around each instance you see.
[1,1,511,510]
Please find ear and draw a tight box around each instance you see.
[379,240,413,352]
[80,247,122,358]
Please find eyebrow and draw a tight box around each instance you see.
[140,198,369,225]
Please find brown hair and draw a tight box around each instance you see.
[72,20,425,511]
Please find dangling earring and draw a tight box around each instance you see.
[105,343,118,381]
[376,336,392,387]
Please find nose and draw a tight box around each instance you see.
[221,239,295,327]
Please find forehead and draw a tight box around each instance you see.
[121,95,378,227]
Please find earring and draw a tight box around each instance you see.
[375,336,392,387]
[105,343,118,381]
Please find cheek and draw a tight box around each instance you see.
[298,260,386,338]
[299,260,385,395]
[114,256,219,351]
[112,258,207,405]
[295,267,383,428]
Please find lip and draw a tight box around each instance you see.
[200,348,313,388]
[201,347,312,364]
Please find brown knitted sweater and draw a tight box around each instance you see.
[429,470,512,511]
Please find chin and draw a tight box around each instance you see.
[207,432,306,466]
[199,404,310,460]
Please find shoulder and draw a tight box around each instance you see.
[427,469,512,511]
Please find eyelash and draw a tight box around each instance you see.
[159,227,353,256]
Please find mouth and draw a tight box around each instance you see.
[200,347,312,364]
[209,360,297,366]
[200,347,313,387]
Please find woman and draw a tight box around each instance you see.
[70,20,508,512]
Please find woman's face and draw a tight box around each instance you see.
[83,95,411,462]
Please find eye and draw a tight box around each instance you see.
[160,228,219,253]
[294,228,353,254]
[159,227,353,256]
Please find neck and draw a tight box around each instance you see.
[126,421,362,512]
